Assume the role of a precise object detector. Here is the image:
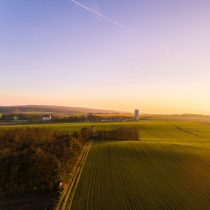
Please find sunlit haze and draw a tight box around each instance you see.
[1,0,210,114]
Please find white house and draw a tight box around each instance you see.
[42,115,52,121]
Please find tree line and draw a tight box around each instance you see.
[93,127,139,140]
[0,127,93,197]
[0,113,133,122]
[0,126,139,197]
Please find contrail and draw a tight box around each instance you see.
[5,70,55,75]
[69,0,133,32]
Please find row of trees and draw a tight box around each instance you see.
[0,113,133,122]
[94,127,139,140]
[0,113,42,121]
[0,126,139,197]
[0,127,93,197]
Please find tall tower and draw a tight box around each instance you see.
[134,109,140,121]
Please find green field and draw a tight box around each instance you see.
[1,120,210,136]
[67,121,210,210]
[1,120,210,209]
[2,120,210,143]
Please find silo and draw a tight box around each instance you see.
[134,109,140,120]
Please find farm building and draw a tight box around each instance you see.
[42,115,52,121]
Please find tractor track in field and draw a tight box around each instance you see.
[170,123,204,139]
[56,142,91,210]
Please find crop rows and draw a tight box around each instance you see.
[70,141,210,210]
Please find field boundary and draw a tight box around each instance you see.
[55,142,92,210]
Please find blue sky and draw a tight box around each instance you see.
[1,0,210,113]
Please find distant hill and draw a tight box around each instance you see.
[0,105,122,114]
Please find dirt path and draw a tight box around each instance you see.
[56,142,92,210]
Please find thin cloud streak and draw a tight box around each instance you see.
[5,70,55,75]
[69,0,133,32]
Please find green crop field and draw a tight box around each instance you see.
[2,120,210,143]
[68,121,210,210]
[1,120,210,209]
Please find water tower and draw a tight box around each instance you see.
[134,109,140,121]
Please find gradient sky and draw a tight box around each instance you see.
[1,0,210,114]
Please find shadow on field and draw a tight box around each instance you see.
[0,192,58,210]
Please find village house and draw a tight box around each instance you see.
[42,115,52,121]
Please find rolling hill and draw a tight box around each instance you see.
[0,105,121,114]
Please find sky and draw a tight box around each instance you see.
[0,0,210,114]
